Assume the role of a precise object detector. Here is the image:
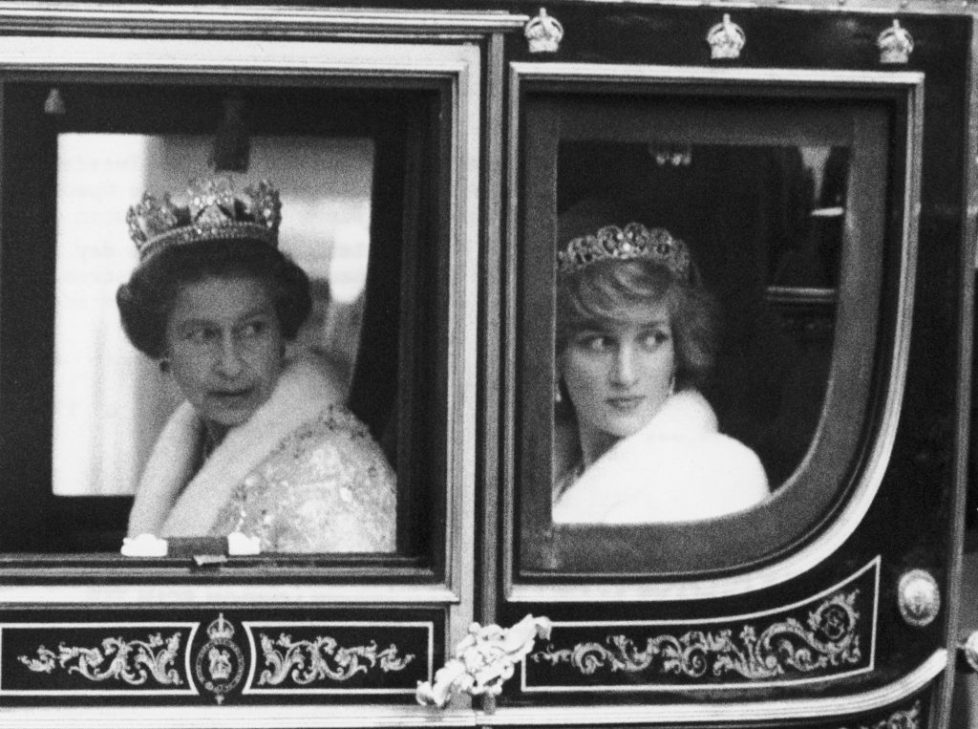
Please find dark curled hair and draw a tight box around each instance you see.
[116,239,312,359]
[556,258,720,392]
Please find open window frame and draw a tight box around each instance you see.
[0,35,481,609]
[503,64,923,603]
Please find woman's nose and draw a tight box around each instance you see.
[610,345,638,386]
[214,332,244,377]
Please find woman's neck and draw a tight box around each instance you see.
[578,428,620,467]
[202,420,229,456]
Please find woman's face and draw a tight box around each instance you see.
[165,275,284,428]
[559,302,676,445]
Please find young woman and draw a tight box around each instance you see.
[117,176,395,553]
[552,223,769,523]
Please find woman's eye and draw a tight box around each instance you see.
[640,330,670,349]
[239,320,266,338]
[186,327,217,344]
[580,335,612,352]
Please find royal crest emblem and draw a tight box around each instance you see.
[194,614,245,704]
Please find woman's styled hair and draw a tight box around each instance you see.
[116,238,312,359]
[556,257,720,392]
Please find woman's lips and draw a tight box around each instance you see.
[210,388,253,404]
[606,395,645,412]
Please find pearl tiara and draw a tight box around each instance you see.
[556,222,691,279]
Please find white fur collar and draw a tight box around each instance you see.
[553,389,769,523]
[128,356,344,538]
[636,389,718,437]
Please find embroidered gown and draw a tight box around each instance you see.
[127,356,396,552]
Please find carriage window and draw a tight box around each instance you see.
[0,81,450,564]
[514,86,914,577]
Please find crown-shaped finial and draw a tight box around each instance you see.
[557,223,691,280]
[126,175,281,264]
[206,613,235,642]
[877,20,913,65]
[707,14,746,60]
[525,8,564,54]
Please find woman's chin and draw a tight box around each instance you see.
[199,399,261,428]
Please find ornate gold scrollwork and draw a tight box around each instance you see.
[531,591,861,681]
[257,634,414,686]
[19,633,183,686]
[839,700,920,729]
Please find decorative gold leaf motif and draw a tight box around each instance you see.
[531,591,861,681]
[18,633,183,686]
[257,633,414,686]
[840,700,920,729]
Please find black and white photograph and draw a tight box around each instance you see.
[0,4,972,728]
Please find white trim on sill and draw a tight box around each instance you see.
[481,649,947,725]
[0,704,478,729]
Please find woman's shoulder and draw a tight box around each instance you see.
[272,403,395,480]
[256,405,397,552]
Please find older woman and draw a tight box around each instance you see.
[552,223,768,524]
[117,176,395,553]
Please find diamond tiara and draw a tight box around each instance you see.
[126,175,281,263]
[556,223,691,279]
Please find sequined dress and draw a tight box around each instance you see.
[209,405,395,552]
[127,356,396,552]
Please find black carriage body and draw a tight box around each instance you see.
[0,2,970,729]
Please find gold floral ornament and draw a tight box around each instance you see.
[877,20,913,65]
[707,14,746,61]
[524,8,564,54]
[416,614,552,708]
[126,175,282,264]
